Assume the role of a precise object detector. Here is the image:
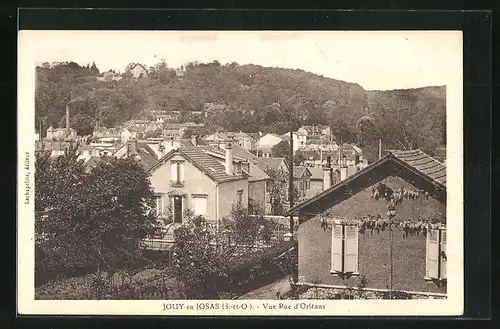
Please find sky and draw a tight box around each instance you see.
[19,30,462,91]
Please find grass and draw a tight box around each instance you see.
[35,267,183,300]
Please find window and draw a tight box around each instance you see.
[154,195,164,216]
[426,228,447,280]
[331,223,359,276]
[173,196,183,223]
[170,161,184,185]
[192,195,208,217]
[237,190,244,205]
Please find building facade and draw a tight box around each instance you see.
[286,149,447,296]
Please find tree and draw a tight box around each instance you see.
[35,148,157,282]
[271,140,290,159]
[293,150,307,166]
[265,168,289,216]
[83,157,157,272]
[60,112,95,136]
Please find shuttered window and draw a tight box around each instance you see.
[192,195,208,217]
[331,224,343,273]
[331,223,359,276]
[344,225,359,273]
[426,228,446,280]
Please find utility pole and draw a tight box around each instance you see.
[379,138,382,160]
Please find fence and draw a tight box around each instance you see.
[139,216,297,252]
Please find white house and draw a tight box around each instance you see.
[283,131,307,152]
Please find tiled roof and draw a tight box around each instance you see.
[120,142,159,170]
[307,167,324,180]
[149,146,246,183]
[254,157,287,172]
[390,149,446,186]
[293,166,311,179]
[231,144,259,161]
[285,149,446,216]
[198,145,269,182]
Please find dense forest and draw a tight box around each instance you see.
[35,60,446,160]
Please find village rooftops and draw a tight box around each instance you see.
[307,167,324,181]
[148,146,247,183]
[200,145,270,182]
[293,166,312,179]
[253,157,288,172]
[285,149,446,216]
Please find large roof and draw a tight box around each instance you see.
[149,146,247,184]
[390,149,446,186]
[254,157,288,172]
[293,166,311,179]
[307,167,324,180]
[198,145,269,182]
[285,149,446,216]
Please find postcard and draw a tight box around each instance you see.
[18,30,463,316]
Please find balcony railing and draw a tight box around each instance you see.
[169,180,185,187]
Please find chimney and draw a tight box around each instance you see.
[225,142,234,175]
[323,155,333,190]
[66,104,70,130]
[340,155,348,181]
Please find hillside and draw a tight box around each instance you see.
[35,61,446,159]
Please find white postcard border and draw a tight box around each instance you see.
[17,30,463,316]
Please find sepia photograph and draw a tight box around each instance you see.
[18,30,463,316]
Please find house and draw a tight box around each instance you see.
[35,140,78,157]
[303,138,339,152]
[253,157,289,174]
[202,132,233,147]
[163,122,203,139]
[96,71,123,82]
[306,166,327,197]
[257,133,283,156]
[231,131,257,151]
[282,131,307,152]
[285,149,447,297]
[129,64,148,79]
[45,126,77,140]
[113,140,160,170]
[293,166,312,200]
[298,125,332,139]
[202,143,271,214]
[148,144,249,226]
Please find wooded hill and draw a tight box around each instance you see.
[35,61,446,161]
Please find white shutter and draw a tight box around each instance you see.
[331,223,343,273]
[193,197,207,217]
[426,229,440,279]
[440,229,447,280]
[344,225,359,273]
[170,162,177,181]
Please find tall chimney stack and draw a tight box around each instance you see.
[323,155,333,190]
[225,141,234,175]
[66,104,70,130]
